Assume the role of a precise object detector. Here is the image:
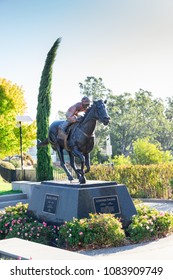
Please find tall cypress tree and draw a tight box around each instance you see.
[36,38,61,181]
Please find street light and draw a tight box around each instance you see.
[16,115,33,179]
[106,135,112,165]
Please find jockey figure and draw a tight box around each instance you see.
[61,96,91,133]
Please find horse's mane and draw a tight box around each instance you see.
[82,103,93,120]
[80,100,105,123]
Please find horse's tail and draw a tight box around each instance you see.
[37,138,49,147]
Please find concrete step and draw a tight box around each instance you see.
[0,193,29,210]
[0,193,27,202]
[0,199,30,209]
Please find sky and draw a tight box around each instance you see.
[1,0,173,122]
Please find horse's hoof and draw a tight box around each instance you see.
[68,176,74,181]
[79,176,86,184]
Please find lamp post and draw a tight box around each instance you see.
[16,115,33,179]
[106,135,112,165]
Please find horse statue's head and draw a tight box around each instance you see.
[93,99,110,125]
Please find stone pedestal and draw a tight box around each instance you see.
[27,180,137,227]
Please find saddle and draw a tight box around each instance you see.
[59,122,78,151]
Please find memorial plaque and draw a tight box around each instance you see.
[43,194,59,214]
[93,195,120,214]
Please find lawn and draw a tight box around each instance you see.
[0,176,22,195]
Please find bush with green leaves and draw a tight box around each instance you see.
[86,163,173,198]
[1,203,173,251]
[127,204,173,243]
[112,155,132,166]
[6,220,58,246]
[0,160,15,170]
[131,138,173,165]
[0,203,59,246]
[0,203,28,239]
[58,213,126,250]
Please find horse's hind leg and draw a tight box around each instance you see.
[56,146,74,181]
[68,152,80,180]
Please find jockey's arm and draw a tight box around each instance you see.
[66,105,78,123]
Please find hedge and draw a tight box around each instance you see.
[86,163,173,199]
[0,160,15,170]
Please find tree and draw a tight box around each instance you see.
[36,38,61,181]
[159,96,173,151]
[108,92,136,156]
[131,138,173,165]
[0,78,36,159]
[79,76,112,101]
[108,89,169,156]
[78,78,173,162]
[57,110,66,120]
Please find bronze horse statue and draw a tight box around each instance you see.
[38,100,110,183]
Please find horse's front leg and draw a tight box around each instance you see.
[71,146,86,184]
[68,151,80,180]
[84,153,90,174]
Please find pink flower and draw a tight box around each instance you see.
[9,228,13,231]
[43,222,47,227]
[159,211,164,216]
[12,220,16,225]
[79,231,83,236]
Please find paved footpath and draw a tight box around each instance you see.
[81,200,173,260]
[142,199,173,213]
[81,234,173,260]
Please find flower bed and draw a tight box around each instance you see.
[0,202,173,251]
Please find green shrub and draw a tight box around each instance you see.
[58,213,126,250]
[131,138,173,165]
[0,160,15,170]
[112,155,132,166]
[6,220,58,246]
[0,203,28,239]
[0,203,58,246]
[1,203,173,251]
[86,163,173,198]
[127,204,173,243]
